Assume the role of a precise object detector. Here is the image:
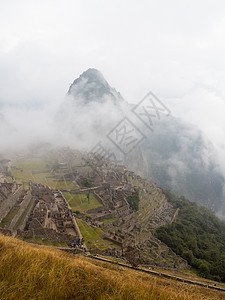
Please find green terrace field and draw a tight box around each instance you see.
[10,158,78,190]
[76,219,119,250]
[63,192,102,213]
[101,217,118,224]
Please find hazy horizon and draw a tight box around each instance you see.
[0,1,224,173]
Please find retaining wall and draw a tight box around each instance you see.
[9,191,32,231]
[0,185,23,221]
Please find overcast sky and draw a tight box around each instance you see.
[0,0,225,153]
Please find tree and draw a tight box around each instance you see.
[81,178,93,188]
[126,190,140,211]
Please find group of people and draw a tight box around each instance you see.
[71,238,86,252]
[63,210,70,219]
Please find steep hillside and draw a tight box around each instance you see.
[102,172,188,269]
[155,190,225,282]
[0,234,224,300]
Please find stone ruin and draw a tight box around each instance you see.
[0,149,190,269]
[19,183,79,246]
[0,178,23,222]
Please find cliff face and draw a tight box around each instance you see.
[140,116,225,212]
[123,146,150,178]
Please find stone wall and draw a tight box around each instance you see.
[94,211,117,221]
[0,184,23,221]
[115,204,130,217]
[86,206,105,214]
[91,247,122,257]
[19,228,75,246]
[20,197,37,232]
[9,191,32,231]
[92,192,104,206]
[0,228,12,236]
[54,247,82,254]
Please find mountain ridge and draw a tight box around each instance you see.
[61,68,225,213]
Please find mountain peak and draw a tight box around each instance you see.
[81,68,106,82]
[67,68,123,103]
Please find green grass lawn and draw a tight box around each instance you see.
[0,206,20,228]
[63,192,102,213]
[13,158,48,172]
[10,158,48,183]
[32,173,78,190]
[10,158,78,190]
[100,217,118,225]
[54,180,78,190]
[76,219,117,250]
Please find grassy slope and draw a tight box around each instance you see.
[76,219,118,250]
[0,234,224,300]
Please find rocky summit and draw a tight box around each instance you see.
[67,68,124,103]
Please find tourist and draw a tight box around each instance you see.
[71,240,76,248]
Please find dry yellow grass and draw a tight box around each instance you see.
[0,234,224,300]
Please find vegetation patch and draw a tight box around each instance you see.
[76,219,116,250]
[80,178,93,188]
[126,189,140,211]
[101,217,118,225]
[155,190,225,282]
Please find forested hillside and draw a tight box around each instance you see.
[155,190,225,282]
